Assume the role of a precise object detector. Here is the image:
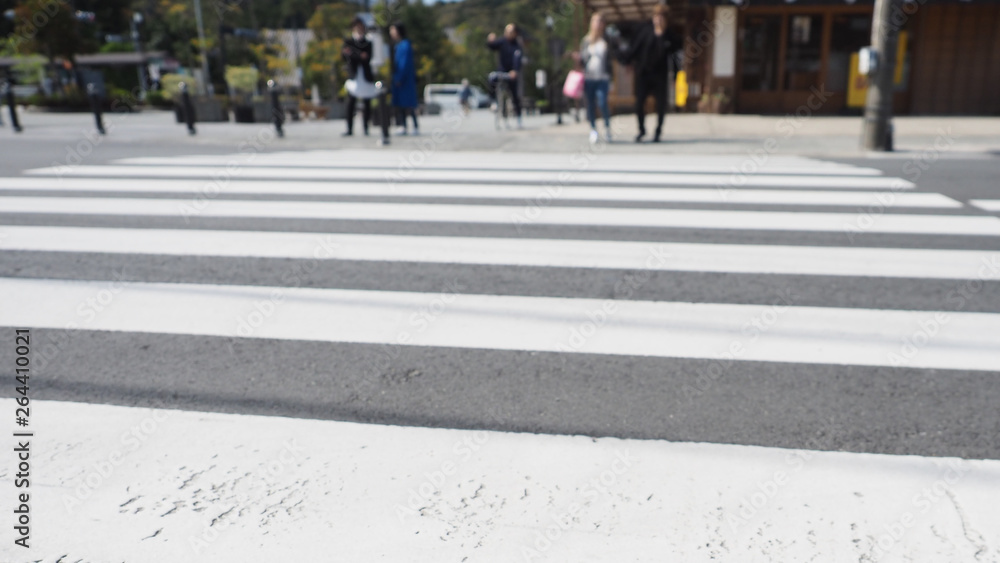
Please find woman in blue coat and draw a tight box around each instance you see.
[389,22,419,136]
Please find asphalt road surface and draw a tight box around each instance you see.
[0,135,998,463]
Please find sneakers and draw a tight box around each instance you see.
[635,132,645,143]
[341,131,353,137]
[412,128,420,136]
[589,129,599,144]
[605,129,613,143]
[395,126,407,136]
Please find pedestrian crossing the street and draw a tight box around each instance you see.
[1,151,998,562]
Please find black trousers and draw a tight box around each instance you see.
[346,96,372,134]
[395,107,419,130]
[634,74,668,135]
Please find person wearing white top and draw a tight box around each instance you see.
[579,12,614,144]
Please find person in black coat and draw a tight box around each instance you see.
[621,5,683,142]
[342,18,376,136]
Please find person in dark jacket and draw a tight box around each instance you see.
[487,23,524,128]
[389,22,419,136]
[342,18,376,136]
[621,5,682,142]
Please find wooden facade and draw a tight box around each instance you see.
[583,0,1000,115]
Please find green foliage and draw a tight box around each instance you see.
[99,42,135,54]
[161,74,199,98]
[145,90,172,108]
[226,65,259,94]
[302,2,355,100]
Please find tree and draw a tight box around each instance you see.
[302,2,355,100]
[12,0,85,63]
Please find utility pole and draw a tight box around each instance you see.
[130,12,147,100]
[861,0,902,151]
[192,0,213,95]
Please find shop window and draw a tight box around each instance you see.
[827,14,872,92]
[783,14,823,90]
[740,15,781,92]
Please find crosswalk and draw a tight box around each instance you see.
[1,151,999,561]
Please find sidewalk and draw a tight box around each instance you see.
[534,112,1000,157]
[4,107,1000,158]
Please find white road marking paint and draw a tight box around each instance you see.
[12,398,1000,562]
[25,165,914,189]
[2,278,998,371]
[971,199,1000,212]
[3,225,999,280]
[0,177,955,207]
[116,152,885,176]
[1,196,994,235]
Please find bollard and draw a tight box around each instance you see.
[87,83,106,135]
[3,80,22,133]
[267,79,284,138]
[376,81,390,146]
[179,82,196,135]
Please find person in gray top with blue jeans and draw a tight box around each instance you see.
[579,12,615,144]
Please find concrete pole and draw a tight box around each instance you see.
[130,14,147,100]
[192,0,213,95]
[861,0,901,151]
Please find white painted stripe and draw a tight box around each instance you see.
[19,398,1000,562]
[971,199,1000,212]
[150,150,878,170]
[3,225,999,280]
[3,278,998,371]
[1,195,996,235]
[26,165,915,189]
[0,177,956,207]
[117,154,885,176]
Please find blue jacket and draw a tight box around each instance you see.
[392,39,418,108]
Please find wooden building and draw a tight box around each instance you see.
[582,0,1000,115]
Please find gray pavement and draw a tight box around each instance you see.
[0,110,999,463]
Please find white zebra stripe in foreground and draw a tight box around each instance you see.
[16,398,1000,562]
[0,177,957,207]
[2,278,998,371]
[25,165,915,189]
[3,225,999,280]
[1,196,995,235]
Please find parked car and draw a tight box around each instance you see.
[423,83,490,112]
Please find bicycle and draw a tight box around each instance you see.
[489,71,516,130]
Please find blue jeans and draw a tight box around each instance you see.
[583,78,610,130]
